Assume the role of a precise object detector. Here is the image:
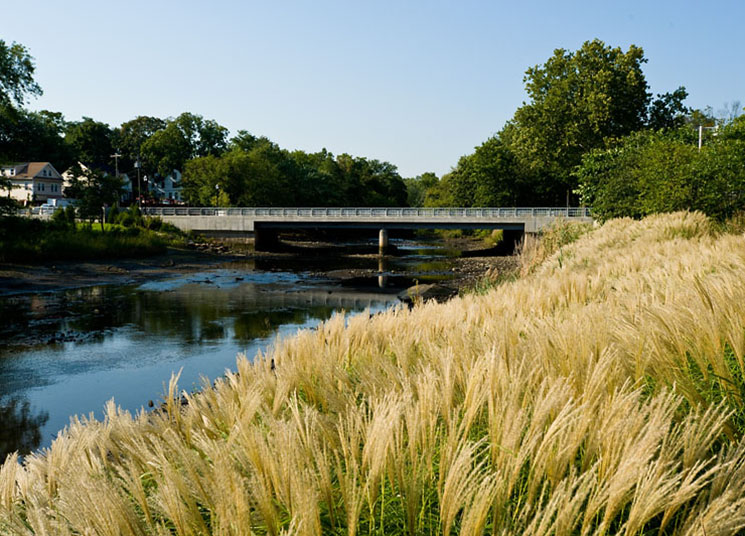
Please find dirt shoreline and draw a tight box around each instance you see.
[0,240,517,297]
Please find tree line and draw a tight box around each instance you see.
[0,40,407,210]
[2,37,743,219]
[407,39,743,221]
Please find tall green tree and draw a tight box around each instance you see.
[404,172,439,207]
[64,118,115,170]
[503,39,654,203]
[575,125,745,221]
[113,116,166,173]
[647,87,690,130]
[0,40,41,108]
[0,39,43,213]
[141,113,228,177]
[440,137,521,207]
[0,108,73,170]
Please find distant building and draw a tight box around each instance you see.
[149,170,184,203]
[1,162,64,206]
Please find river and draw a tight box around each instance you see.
[0,238,487,459]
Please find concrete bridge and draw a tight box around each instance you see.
[142,206,593,251]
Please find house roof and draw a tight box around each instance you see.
[4,162,62,180]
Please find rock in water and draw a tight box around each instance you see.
[398,284,457,306]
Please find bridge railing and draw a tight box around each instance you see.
[142,207,593,218]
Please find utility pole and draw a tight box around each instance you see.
[698,124,719,151]
[135,158,142,208]
[111,151,122,177]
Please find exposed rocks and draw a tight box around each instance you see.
[398,284,457,305]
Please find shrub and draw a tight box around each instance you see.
[50,207,70,229]
[143,216,163,231]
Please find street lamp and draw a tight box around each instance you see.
[134,159,142,208]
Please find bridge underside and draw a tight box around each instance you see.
[252,222,525,253]
[254,221,525,231]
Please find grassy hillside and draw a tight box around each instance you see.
[3,212,745,535]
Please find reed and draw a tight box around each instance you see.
[3,211,745,534]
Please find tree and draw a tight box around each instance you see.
[65,118,115,170]
[442,137,522,207]
[573,126,745,221]
[647,87,689,130]
[0,108,73,170]
[141,113,228,177]
[0,40,42,108]
[183,140,295,207]
[113,115,166,172]
[64,164,124,225]
[182,141,408,208]
[503,39,654,203]
[404,172,439,206]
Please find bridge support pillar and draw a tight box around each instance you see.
[378,228,389,255]
[377,256,388,288]
[254,228,279,252]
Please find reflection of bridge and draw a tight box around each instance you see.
[143,207,593,251]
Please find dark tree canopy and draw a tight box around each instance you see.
[647,87,690,130]
[0,108,73,171]
[64,118,115,171]
[183,139,407,208]
[113,116,167,172]
[141,113,229,177]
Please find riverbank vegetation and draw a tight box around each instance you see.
[3,212,745,534]
[0,211,184,263]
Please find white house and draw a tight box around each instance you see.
[1,162,64,206]
[149,170,184,203]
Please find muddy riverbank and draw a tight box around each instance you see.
[0,238,518,298]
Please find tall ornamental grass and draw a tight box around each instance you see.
[3,211,745,534]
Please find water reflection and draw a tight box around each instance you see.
[0,238,471,454]
[0,281,372,352]
[0,275,398,452]
[0,396,49,460]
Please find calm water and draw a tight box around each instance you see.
[0,239,464,458]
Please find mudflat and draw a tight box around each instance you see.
[0,248,244,296]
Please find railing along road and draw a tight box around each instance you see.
[142,207,592,219]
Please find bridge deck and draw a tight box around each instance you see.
[142,207,593,234]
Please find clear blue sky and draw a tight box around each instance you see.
[4,0,744,177]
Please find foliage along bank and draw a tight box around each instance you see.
[575,115,745,221]
[0,209,183,263]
